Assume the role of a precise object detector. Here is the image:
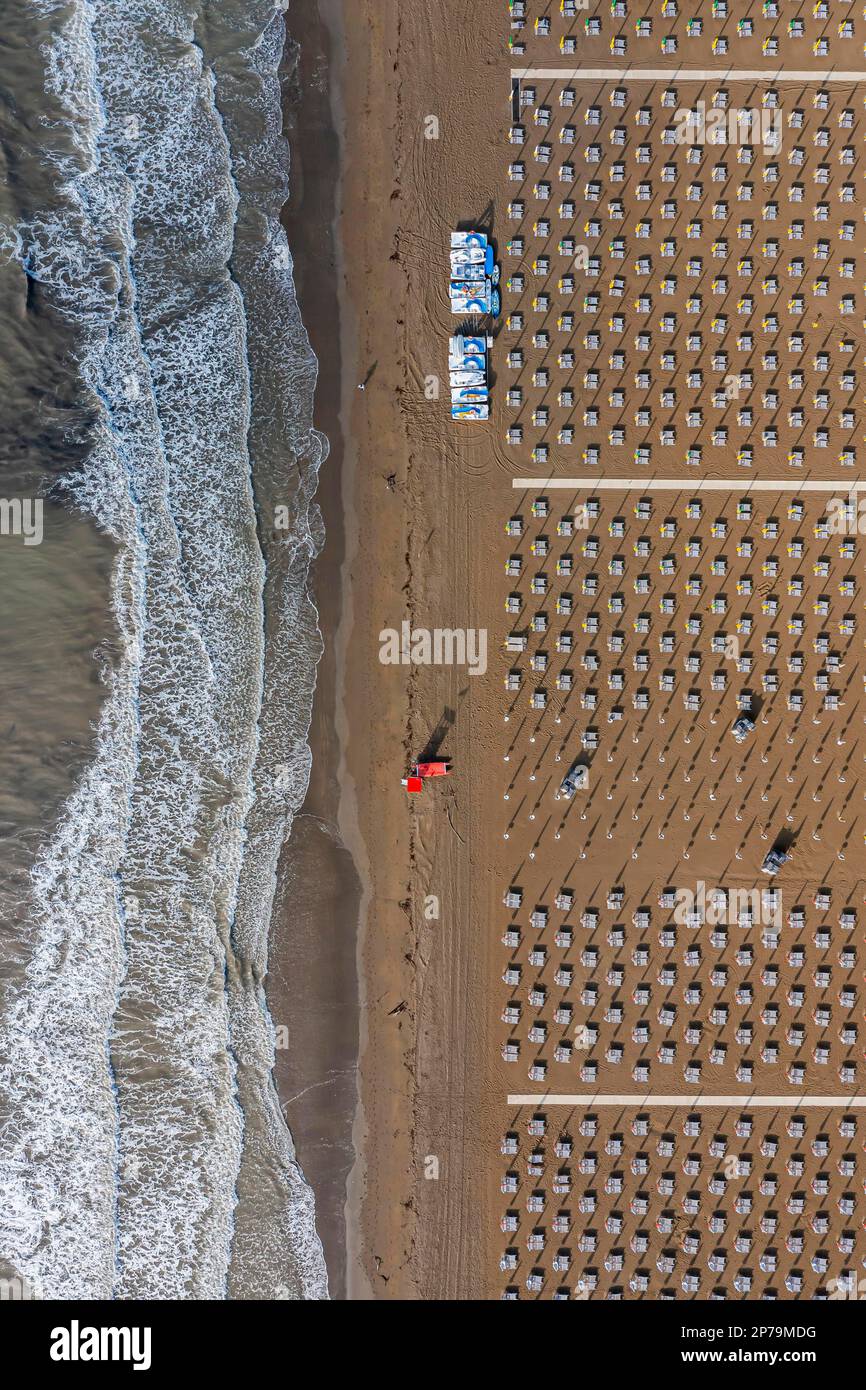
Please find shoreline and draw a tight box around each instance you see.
[270,0,363,1301]
[277,0,422,1302]
[315,0,376,1303]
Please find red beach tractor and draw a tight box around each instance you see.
[402,760,452,794]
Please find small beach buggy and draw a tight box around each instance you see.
[402,760,452,794]
[555,759,589,800]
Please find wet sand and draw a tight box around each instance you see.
[270,0,361,1301]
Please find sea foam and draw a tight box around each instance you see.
[0,0,328,1300]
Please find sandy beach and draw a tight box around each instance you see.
[277,0,866,1300]
[320,0,512,1299]
[270,0,500,1299]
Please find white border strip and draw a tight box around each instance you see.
[508,1093,866,1107]
[512,477,862,492]
[512,68,866,82]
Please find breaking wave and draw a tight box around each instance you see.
[0,0,328,1299]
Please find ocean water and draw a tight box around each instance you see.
[0,0,328,1299]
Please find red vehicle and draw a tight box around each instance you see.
[402,760,451,794]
